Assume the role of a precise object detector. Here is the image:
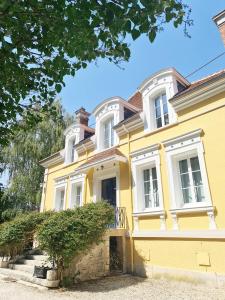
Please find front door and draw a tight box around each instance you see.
[101,177,116,207]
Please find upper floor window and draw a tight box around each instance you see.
[143,167,159,209]
[70,137,76,163]
[178,156,205,205]
[103,117,114,149]
[154,93,169,128]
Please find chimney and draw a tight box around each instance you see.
[75,107,90,126]
[213,9,225,46]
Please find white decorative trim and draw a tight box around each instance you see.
[115,114,144,137]
[170,205,215,215]
[170,75,225,112]
[132,229,225,239]
[131,148,164,219]
[69,173,86,208]
[162,128,203,151]
[207,210,217,230]
[160,214,166,230]
[133,216,139,232]
[130,143,160,159]
[171,212,179,230]
[133,210,165,217]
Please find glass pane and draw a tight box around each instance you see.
[179,159,188,174]
[162,93,167,105]
[144,182,150,195]
[156,117,162,128]
[164,113,169,125]
[180,173,190,188]
[194,186,205,202]
[182,187,192,204]
[154,97,160,108]
[152,167,157,180]
[192,171,203,186]
[143,169,150,181]
[153,192,159,207]
[155,106,161,118]
[152,179,158,193]
[190,156,200,171]
[145,195,151,208]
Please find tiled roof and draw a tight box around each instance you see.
[172,69,225,100]
[76,148,125,170]
[128,91,143,110]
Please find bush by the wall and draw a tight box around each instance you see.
[37,202,114,277]
[0,210,54,260]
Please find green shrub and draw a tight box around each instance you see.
[37,202,114,277]
[0,210,54,260]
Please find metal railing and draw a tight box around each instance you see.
[108,207,126,229]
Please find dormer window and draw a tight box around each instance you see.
[103,117,114,149]
[154,93,169,128]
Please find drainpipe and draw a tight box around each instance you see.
[123,124,135,274]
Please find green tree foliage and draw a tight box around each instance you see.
[0,101,73,213]
[0,0,192,145]
[0,211,54,260]
[37,202,114,275]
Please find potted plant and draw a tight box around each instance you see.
[33,264,51,279]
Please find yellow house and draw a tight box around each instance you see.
[40,11,225,285]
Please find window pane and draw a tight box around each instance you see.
[76,185,81,206]
[156,117,162,128]
[194,186,205,202]
[155,106,161,118]
[144,182,150,195]
[153,192,159,207]
[164,113,169,125]
[60,190,65,210]
[145,195,151,208]
[152,167,157,180]
[180,173,190,188]
[162,93,167,105]
[190,156,200,171]
[143,169,150,181]
[182,187,192,203]
[192,171,203,186]
[179,159,188,174]
[154,97,160,108]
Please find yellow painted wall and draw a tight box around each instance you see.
[43,92,225,276]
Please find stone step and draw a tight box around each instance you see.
[0,267,59,288]
[26,255,49,261]
[18,259,52,267]
[9,264,34,274]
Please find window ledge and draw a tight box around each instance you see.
[133,210,165,217]
[170,205,214,215]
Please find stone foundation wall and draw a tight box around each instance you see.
[63,236,109,283]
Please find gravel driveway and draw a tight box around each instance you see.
[0,274,225,300]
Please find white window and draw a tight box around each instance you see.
[103,117,114,149]
[55,187,66,211]
[131,145,164,214]
[163,129,212,211]
[70,183,82,208]
[143,167,159,209]
[154,93,169,128]
[178,156,205,205]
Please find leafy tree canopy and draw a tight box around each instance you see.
[0,101,73,214]
[0,0,192,145]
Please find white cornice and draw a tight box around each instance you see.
[170,205,214,215]
[76,136,95,154]
[170,75,225,112]
[130,143,160,158]
[132,229,225,239]
[133,210,165,217]
[39,150,64,168]
[162,128,202,149]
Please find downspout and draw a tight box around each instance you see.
[123,124,134,274]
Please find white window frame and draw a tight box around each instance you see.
[54,178,67,211]
[69,174,85,208]
[164,129,212,211]
[131,145,164,214]
[154,93,169,128]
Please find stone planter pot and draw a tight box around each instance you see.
[33,266,50,279]
[0,261,9,268]
[47,269,58,281]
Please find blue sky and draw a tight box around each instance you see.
[60,1,225,124]
[1,2,225,186]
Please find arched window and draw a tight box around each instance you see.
[154,93,169,128]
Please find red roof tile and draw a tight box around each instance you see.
[128,91,143,110]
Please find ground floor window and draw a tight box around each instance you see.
[143,167,159,209]
[55,187,66,211]
[70,183,82,208]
